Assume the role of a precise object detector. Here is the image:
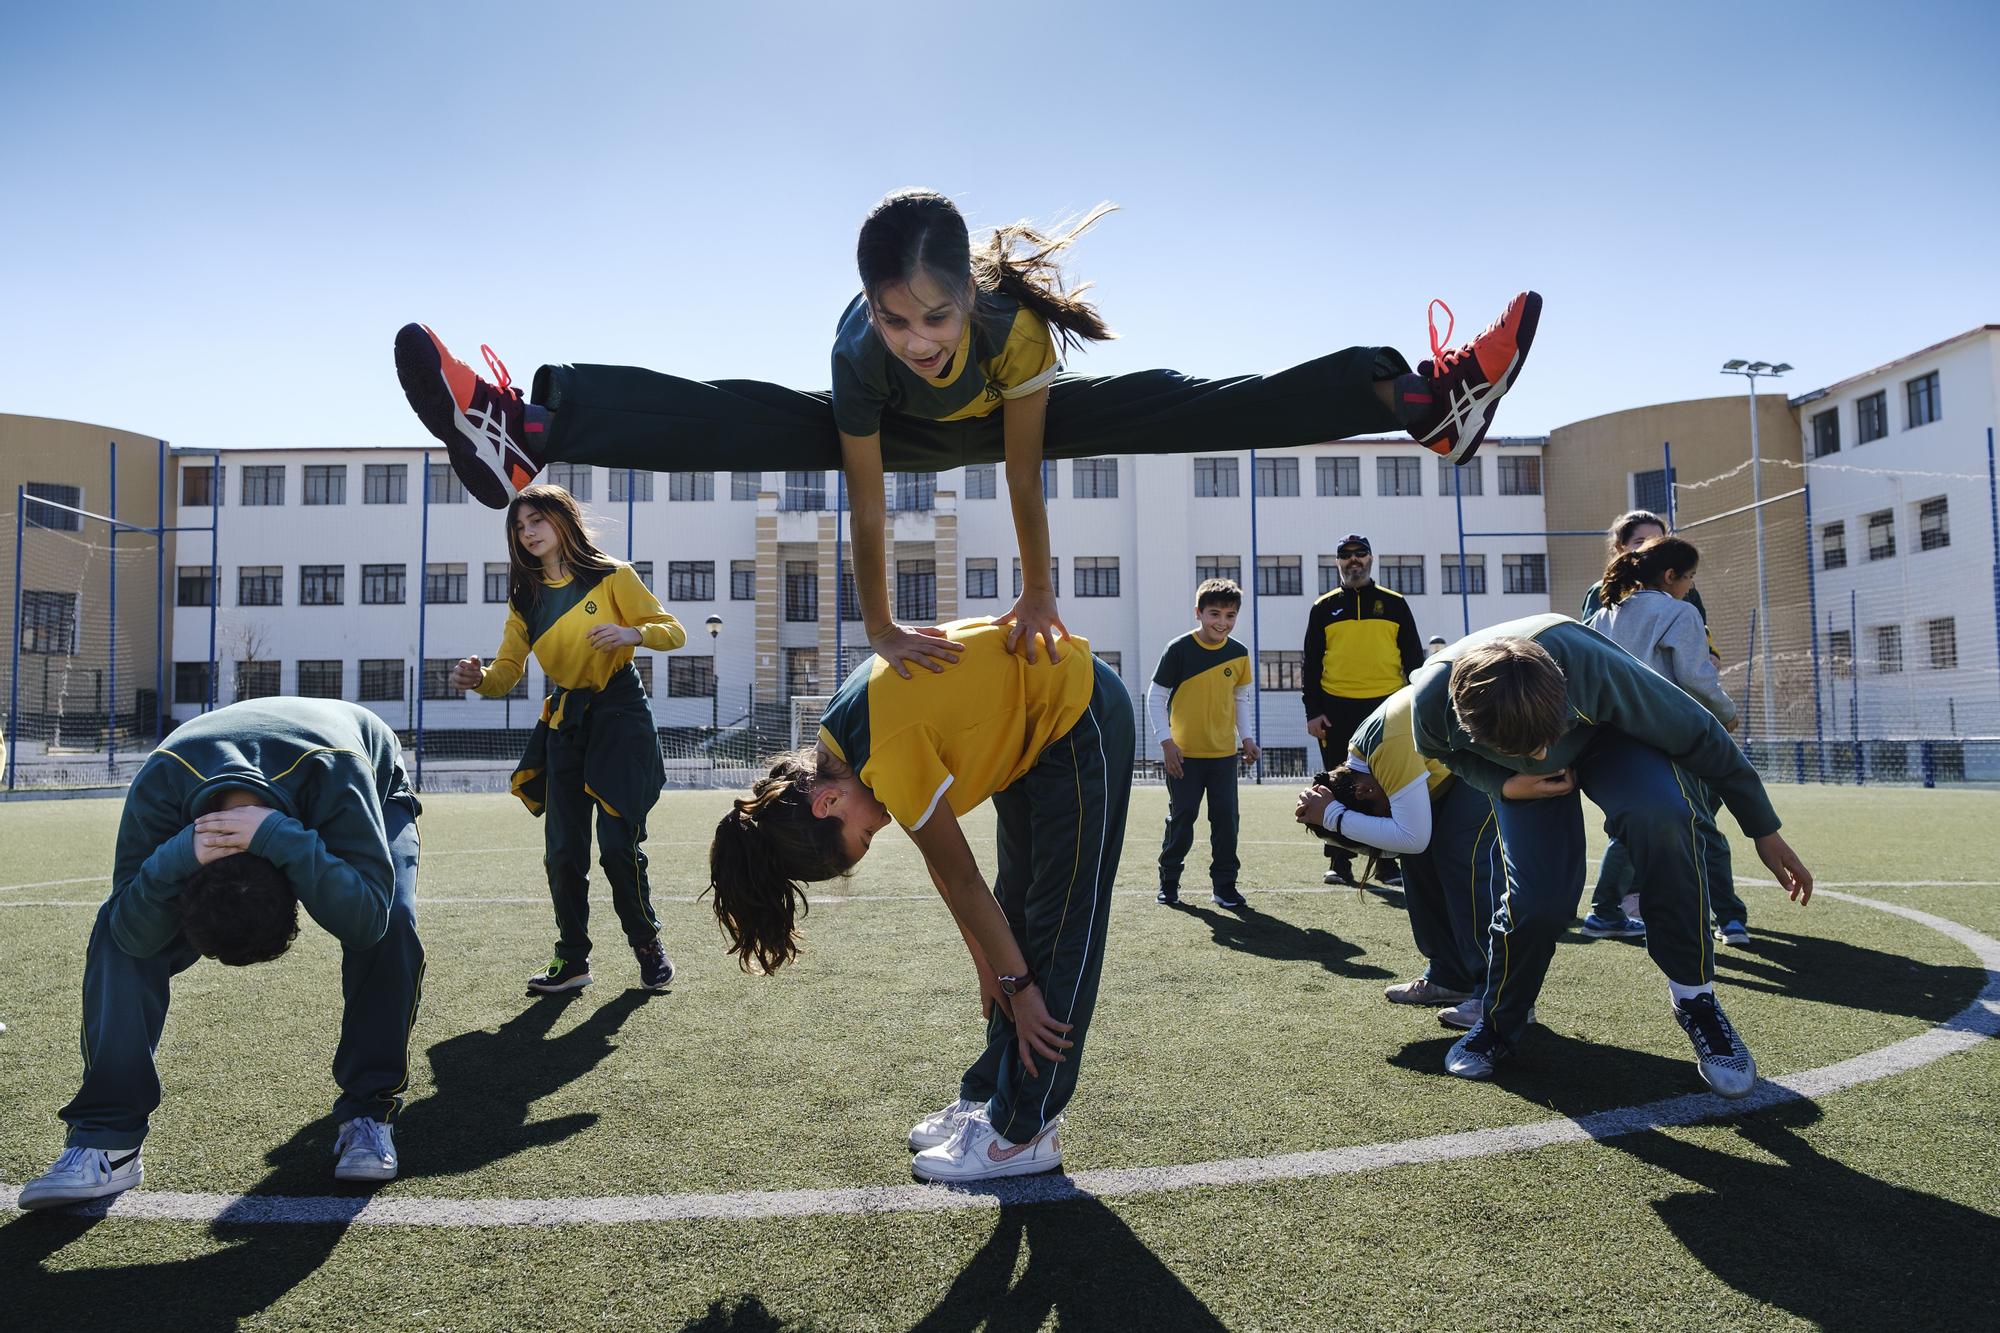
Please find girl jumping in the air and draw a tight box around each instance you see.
[396,189,1541,677]
[448,484,687,995]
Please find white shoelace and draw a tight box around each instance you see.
[339,1118,391,1161]
[50,1145,105,1177]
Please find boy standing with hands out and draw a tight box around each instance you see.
[1148,579,1259,910]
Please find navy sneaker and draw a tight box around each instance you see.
[1210,887,1249,911]
[1672,992,1758,1098]
[1579,910,1647,939]
[1401,291,1543,465]
[1155,886,1180,905]
[1715,920,1752,947]
[1375,858,1403,887]
[394,323,549,508]
[526,955,593,995]
[1445,1022,1511,1080]
[635,938,676,991]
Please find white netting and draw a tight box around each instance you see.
[789,695,830,752]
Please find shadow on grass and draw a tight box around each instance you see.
[1389,1026,1722,1117]
[1710,926,1986,1024]
[678,1294,799,1332]
[1613,1099,2000,1331]
[1177,903,1395,981]
[910,1196,1227,1332]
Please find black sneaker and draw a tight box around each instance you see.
[1672,992,1758,1098]
[1210,887,1248,911]
[1155,886,1180,905]
[1376,858,1403,887]
[1401,291,1543,465]
[526,955,593,995]
[635,938,676,991]
[394,323,549,508]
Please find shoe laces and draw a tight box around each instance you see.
[1426,299,1458,369]
[941,1107,992,1155]
[1679,996,1741,1058]
[51,1145,103,1174]
[340,1117,391,1159]
[480,345,513,394]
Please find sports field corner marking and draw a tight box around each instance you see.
[4,889,1997,1227]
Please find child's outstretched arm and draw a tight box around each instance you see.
[992,386,1068,664]
[839,430,963,679]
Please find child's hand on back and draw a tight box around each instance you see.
[995,589,1068,665]
[869,624,964,680]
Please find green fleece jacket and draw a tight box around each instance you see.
[109,698,419,957]
[1409,614,1780,838]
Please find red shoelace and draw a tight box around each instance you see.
[481,344,513,393]
[1427,299,1461,371]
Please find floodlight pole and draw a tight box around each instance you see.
[1722,361,1787,739]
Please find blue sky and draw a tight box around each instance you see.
[4,0,1996,451]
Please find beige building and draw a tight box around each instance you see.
[1545,394,1810,737]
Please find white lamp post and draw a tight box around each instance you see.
[1720,359,1792,739]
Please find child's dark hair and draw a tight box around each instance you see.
[707,748,860,974]
[1195,578,1242,611]
[1326,765,1387,817]
[505,484,616,613]
[1607,508,1670,552]
[1600,535,1700,607]
[1449,638,1570,758]
[856,188,1117,356]
[181,854,299,965]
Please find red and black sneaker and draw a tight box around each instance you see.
[394,323,547,508]
[1402,291,1542,465]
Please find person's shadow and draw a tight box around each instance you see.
[910,1196,1228,1332]
[1390,1025,1727,1118]
[1710,926,1985,1024]
[1177,902,1394,981]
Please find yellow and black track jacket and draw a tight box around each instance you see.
[1302,581,1424,716]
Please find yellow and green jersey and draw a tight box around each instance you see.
[476,562,685,699]
[829,290,1061,437]
[1347,688,1453,797]
[818,620,1095,831]
[1148,632,1249,758]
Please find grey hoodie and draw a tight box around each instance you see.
[1586,590,1737,726]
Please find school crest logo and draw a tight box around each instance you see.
[1223,666,1233,677]
[585,601,598,614]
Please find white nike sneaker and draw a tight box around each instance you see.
[907,1097,984,1152]
[333,1117,398,1182]
[911,1107,1062,1183]
[16,1145,144,1210]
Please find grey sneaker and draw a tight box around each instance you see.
[16,1145,143,1210]
[333,1117,398,1182]
[1385,976,1473,1007]
[1439,997,1536,1031]
[1672,992,1758,1098]
[1444,1023,1511,1080]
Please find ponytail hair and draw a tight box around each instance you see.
[856,188,1117,358]
[707,748,858,973]
[1600,535,1700,606]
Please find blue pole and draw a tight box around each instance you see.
[1850,588,1862,785]
[1663,441,1676,529]
[626,467,635,561]
[1248,450,1262,781]
[1803,481,1825,780]
[155,440,165,737]
[206,451,219,711]
[1453,469,1470,636]
[108,440,118,779]
[8,487,24,790]
[416,454,431,792]
[1986,427,1998,712]
[835,470,845,678]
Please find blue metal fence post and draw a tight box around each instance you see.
[835,470,846,679]
[1986,427,1998,713]
[1453,474,1470,636]
[416,454,431,791]
[626,467,636,561]
[206,451,220,712]
[108,441,118,778]
[155,440,166,737]
[8,487,24,790]
[1248,450,1263,782]
[1803,480,1826,780]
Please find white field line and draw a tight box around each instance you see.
[3,890,1995,1227]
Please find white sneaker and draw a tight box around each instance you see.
[333,1117,398,1182]
[1385,976,1473,1007]
[907,1097,984,1152]
[1438,997,1535,1031]
[16,1145,144,1210]
[911,1108,1062,1183]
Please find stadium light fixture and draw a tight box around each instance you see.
[1722,359,1749,370]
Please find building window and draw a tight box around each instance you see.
[1906,371,1940,428]
[235,660,280,700]
[1040,459,1058,500]
[174,661,212,705]
[544,462,591,500]
[1254,456,1299,498]
[297,660,343,698]
[1258,650,1304,691]
[421,659,463,700]
[1926,617,1958,670]
[1918,497,1949,551]
[302,464,346,506]
[25,482,82,531]
[668,656,717,698]
[1097,651,1122,679]
[1827,629,1853,679]
[1498,456,1542,496]
[630,561,654,591]
[1197,556,1242,586]
[1194,457,1239,498]
[241,465,285,506]
[964,464,997,500]
[784,561,818,621]
[1073,556,1120,598]
[785,647,820,698]
[1857,391,1888,444]
[1811,409,1840,458]
[1377,457,1422,497]
[1378,555,1424,596]
[301,564,344,606]
[1633,467,1674,515]
[1073,458,1118,499]
[426,462,467,505]
[965,558,998,600]
[484,562,510,603]
[1440,553,1486,595]
[182,465,223,507]
[730,560,756,601]
[889,472,937,512]
[1255,555,1302,596]
[1866,510,1895,561]
[1316,456,1360,497]
[602,469,650,503]
[1502,553,1547,594]
[668,471,713,502]
[238,566,283,607]
[424,562,467,604]
[832,567,861,622]
[177,565,217,608]
[782,471,826,511]
[359,659,404,701]
[1438,458,1483,496]
[1873,624,1902,674]
[1013,558,1059,598]
[896,560,938,621]
[669,560,716,601]
[362,563,406,605]
[20,591,77,654]
[1822,522,1847,570]
[730,470,759,500]
[364,463,407,505]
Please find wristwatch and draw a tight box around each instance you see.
[997,968,1038,997]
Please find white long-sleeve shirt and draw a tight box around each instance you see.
[1320,752,1434,855]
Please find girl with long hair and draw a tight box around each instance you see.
[707,621,1134,1184]
[448,484,687,994]
[398,188,1539,676]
